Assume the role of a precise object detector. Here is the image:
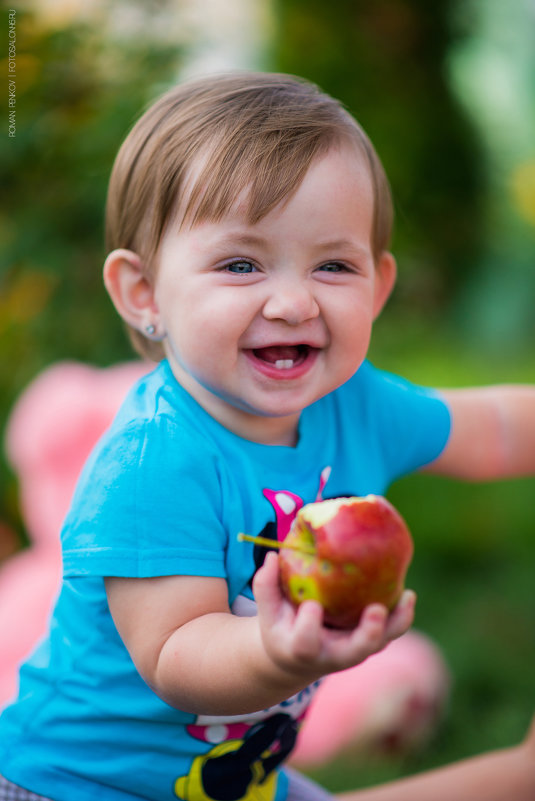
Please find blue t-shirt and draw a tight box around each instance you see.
[0,359,450,801]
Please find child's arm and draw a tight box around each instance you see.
[425,385,535,480]
[337,713,535,801]
[105,552,415,716]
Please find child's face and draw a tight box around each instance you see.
[151,144,395,445]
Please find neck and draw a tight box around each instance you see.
[167,362,300,447]
[204,398,300,446]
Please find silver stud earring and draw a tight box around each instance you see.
[145,324,156,336]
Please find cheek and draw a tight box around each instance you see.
[330,297,374,339]
[170,310,241,371]
[328,309,374,375]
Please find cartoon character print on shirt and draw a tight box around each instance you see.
[173,468,331,801]
[175,712,301,801]
[174,677,321,801]
[250,466,332,577]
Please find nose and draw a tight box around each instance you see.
[262,277,320,325]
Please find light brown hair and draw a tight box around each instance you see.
[105,71,393,359]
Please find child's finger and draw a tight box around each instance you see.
[348,603,389,652]
[320,603,389,667]
[252,552,285,625]
[384,589,416,641]
[290,599,325,661]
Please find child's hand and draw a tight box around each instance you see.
[253,551,416,681]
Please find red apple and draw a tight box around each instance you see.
[278,495,413,629]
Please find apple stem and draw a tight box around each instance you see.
[237,532,315,555]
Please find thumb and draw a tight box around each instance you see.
[252,552,284,625]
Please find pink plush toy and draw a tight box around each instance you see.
[0,360,149,707]
[291,629,450,766]
[0,359,450,763]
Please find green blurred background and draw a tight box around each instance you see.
[1,0,534,792]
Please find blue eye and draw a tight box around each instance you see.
[318,262,347,272]
[226,260,256,274]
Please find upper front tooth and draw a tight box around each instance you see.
[275,359,294,369]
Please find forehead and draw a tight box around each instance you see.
[239,143,374,221]
[170,138,373,235]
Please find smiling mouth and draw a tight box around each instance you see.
[252,344,314,370]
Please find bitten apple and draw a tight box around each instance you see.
[278,495,413,629]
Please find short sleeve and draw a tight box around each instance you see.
[61,414,228,579]
[354,362,452,484]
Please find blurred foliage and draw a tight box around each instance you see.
[447,0,535,349]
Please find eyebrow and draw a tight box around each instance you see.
[208,232,370,259]
[313,238,370,258]
[209,232,269,250]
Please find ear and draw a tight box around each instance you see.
[103,249,160,335]
[372,251,397,320]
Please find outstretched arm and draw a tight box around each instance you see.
[426,385,535,480]
[105,552,415,717]
[338,713,535,801]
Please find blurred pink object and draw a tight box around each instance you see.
[291,629,450,766]
[0,360,149,707]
